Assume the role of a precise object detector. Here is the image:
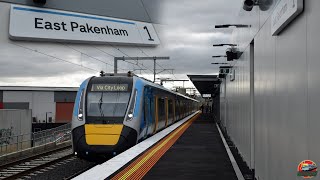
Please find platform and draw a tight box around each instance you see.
[107,113,239,179]
[143,113,238,179]
[75,112,242,180]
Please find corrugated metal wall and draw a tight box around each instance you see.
[2,91,76,123]
[3,91,55,123]
[222,1,320,180]
[222,46,252,169]
[0,109,32,138]
[0,110,32,151]
[0,91,3,109]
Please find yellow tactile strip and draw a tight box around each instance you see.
[110,113,200,180]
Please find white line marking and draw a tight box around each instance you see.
[73,111,199,180]
[216,123,245,180]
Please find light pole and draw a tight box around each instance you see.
[45,112,52,129]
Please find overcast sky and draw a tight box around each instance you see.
[0,0,241,90]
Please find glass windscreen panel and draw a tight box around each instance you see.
[87,92,130,117]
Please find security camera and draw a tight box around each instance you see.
[226,48,237,61]
[243,0,259,11]
[259,0,274,11]
[226,48,241,61]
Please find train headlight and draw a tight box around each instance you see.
[126,89,137,121]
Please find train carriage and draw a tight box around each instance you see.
[71,73,199,159]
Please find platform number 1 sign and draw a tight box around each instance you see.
[10,5,160,46]
[143,26,154,41]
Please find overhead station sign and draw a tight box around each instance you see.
[9,5,160,46]
[271,0,303,36]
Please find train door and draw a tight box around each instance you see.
[173,99,176,122]
[165,98,168,127]
[156,96,166,130]
[143,87,155,137]
[168,98,174,125]
[175,99,180,121]
[154,95,159,133]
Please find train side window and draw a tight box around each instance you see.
[144,96,148,124]
[175,99,180,120]
[158,97,166,123]
[168,99,173,122]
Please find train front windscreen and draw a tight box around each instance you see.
[86,78,133,124]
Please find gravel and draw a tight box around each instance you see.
[20,156,98,180]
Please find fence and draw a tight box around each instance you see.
[0,123,71,157]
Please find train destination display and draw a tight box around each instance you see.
[91,84,129,92]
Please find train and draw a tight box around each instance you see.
[71,73,199,159]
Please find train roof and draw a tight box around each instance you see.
[135,76,199,102]
[92,74,199,102]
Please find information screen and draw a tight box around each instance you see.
[91,84,129,92]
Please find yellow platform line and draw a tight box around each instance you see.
[111,113,200,180]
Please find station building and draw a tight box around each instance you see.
[219,1,320,180]
[0,86,78,123]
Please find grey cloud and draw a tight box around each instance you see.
[0,0,241,87]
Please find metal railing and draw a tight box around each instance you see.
[0,123,71,157]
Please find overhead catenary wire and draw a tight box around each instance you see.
[108,44,154,75]
[94,45,150,76]
[60,43,115,67]
[136,45,177,80]
[9,42,99,72]
[10,40,172,81]
[89,30,167,79]
[11,41,172,82]
[89,32,152,75]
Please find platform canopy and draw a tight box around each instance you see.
[187,75,221,98]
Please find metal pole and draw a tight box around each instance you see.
[114,56,169,77]
[114,57,118,74]
[153,58,156,83]
[45,112,47,130]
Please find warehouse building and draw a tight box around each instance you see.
[0,86,78,123]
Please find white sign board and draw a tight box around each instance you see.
[9,5,160,46]
[219,68,230,74]
[202,94,211,98]
[230,69,235,81]
[271,0,303,36]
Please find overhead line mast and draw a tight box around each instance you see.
[114,56,170,82]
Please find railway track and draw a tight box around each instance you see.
[0,147,73,179]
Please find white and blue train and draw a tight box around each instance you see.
[71,73,199,159]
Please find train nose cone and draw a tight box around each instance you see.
[84,124,123,145]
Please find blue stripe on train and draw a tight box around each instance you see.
[133,79,145,131]
[73,79,89,116]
